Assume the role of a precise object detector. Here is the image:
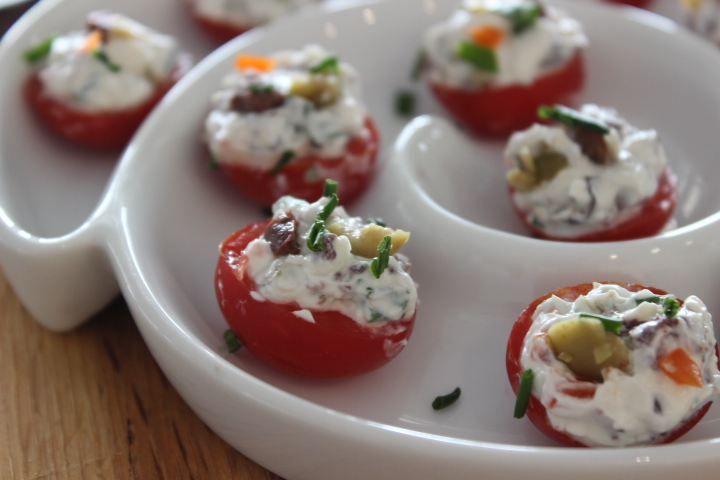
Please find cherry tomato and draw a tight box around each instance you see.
[215,219,416,379]
[506,282,714,447]
[429,53,584,137]
[25,56,191,150]
[510,167,677,242]
[215,117,380,207]
[189,2,250,45]
[604,0,653,8]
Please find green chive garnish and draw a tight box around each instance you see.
[456,40,498,73]
[395,90,416,117]
[306,180,340,252]
[514,369,534,418]
[432,387,461,411]
[224,329,242,353]
[323,179,338,197]
[248,84,275,94]
[367,218,386,227]
[309,55,339,74]
[411,49,426,81]
[496,3,542,35]
[207,150,220,170]
[370,235,392,279]
[578,313,624,335]
[23,35,56,64]
[269,150,295,177]
[636,296,680,319]
[92,49,121,72]
[537,105,610,135]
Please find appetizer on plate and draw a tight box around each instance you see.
[507,282,720,447]
[204,44,379,207]
[24,10,191,149]
[504,104,677,242]
[422,0,587,136]
[215,180,418,379]
[680,0,720,46]
[188,0,318,44]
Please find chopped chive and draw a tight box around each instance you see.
[370,235,392,279]
[369,310,385,322]
[23,35,56,64]
[224,329,242,353]
[367,218,386,227]
[395,90,416,117]
[636,296,680,319]
[579,313,624,335]
[307,180,340,252]
[207,150,220,170]
[269,150,295,177]
[432,387,461,411]
[309,55,339,74]
[92,49,121,72]
[537,105,610,135]
[261,206,274,218]
[248,84,275,94]
[496,3,542,35]
[513,369,534,418]
[323,179,338,197]
[410,49,426,81]
[456,40,498,73]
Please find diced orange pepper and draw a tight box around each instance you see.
[658,348,704,388]
[235,54,276,72]
[469,24,506,49]
[80,30,103,55]
[559,384,597,399]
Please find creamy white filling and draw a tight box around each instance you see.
[424,0,587,88]
[192,0,316,26]
[506,104,669,238]
[244,195,418,325]
[521,283,720,447]
[205,44,367,169]
[37,11,181,111]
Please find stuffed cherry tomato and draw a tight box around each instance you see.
[423,0,587,137]
[23,11,191,150]
[204,45,379,207]
[215,181,418,379]
[189,0,318,45]
[507,282,720,447]
[504,104,677,242]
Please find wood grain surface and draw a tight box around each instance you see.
[0,4,282,479]
[0,267,283,480]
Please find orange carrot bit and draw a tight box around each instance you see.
[658,348,704,388]
[80,30,103,55]
[559,384,597,399]
[469,24,506,49]
[235,54,276,72]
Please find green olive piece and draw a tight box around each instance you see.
[506,143,568,192]
[288,73,339,108]
[546,316,629,382]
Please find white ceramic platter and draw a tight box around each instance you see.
[2,0,720,479]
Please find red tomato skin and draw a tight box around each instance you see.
[506,282,714,447]
[215,220,416,379]
[189,2,251,44]
[215,117,380,207]
[25,56,191,150]
[510,167,677,242]
[429,53,584,137]
[604,0,653,8]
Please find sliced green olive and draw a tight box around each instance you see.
[546,316,629,382]
[327,222,409,259]
[506,143,568,192]
[288,73,339,108]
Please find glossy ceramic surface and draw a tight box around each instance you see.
[2,0,720,479]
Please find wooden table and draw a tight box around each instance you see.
[0,4,281,479]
